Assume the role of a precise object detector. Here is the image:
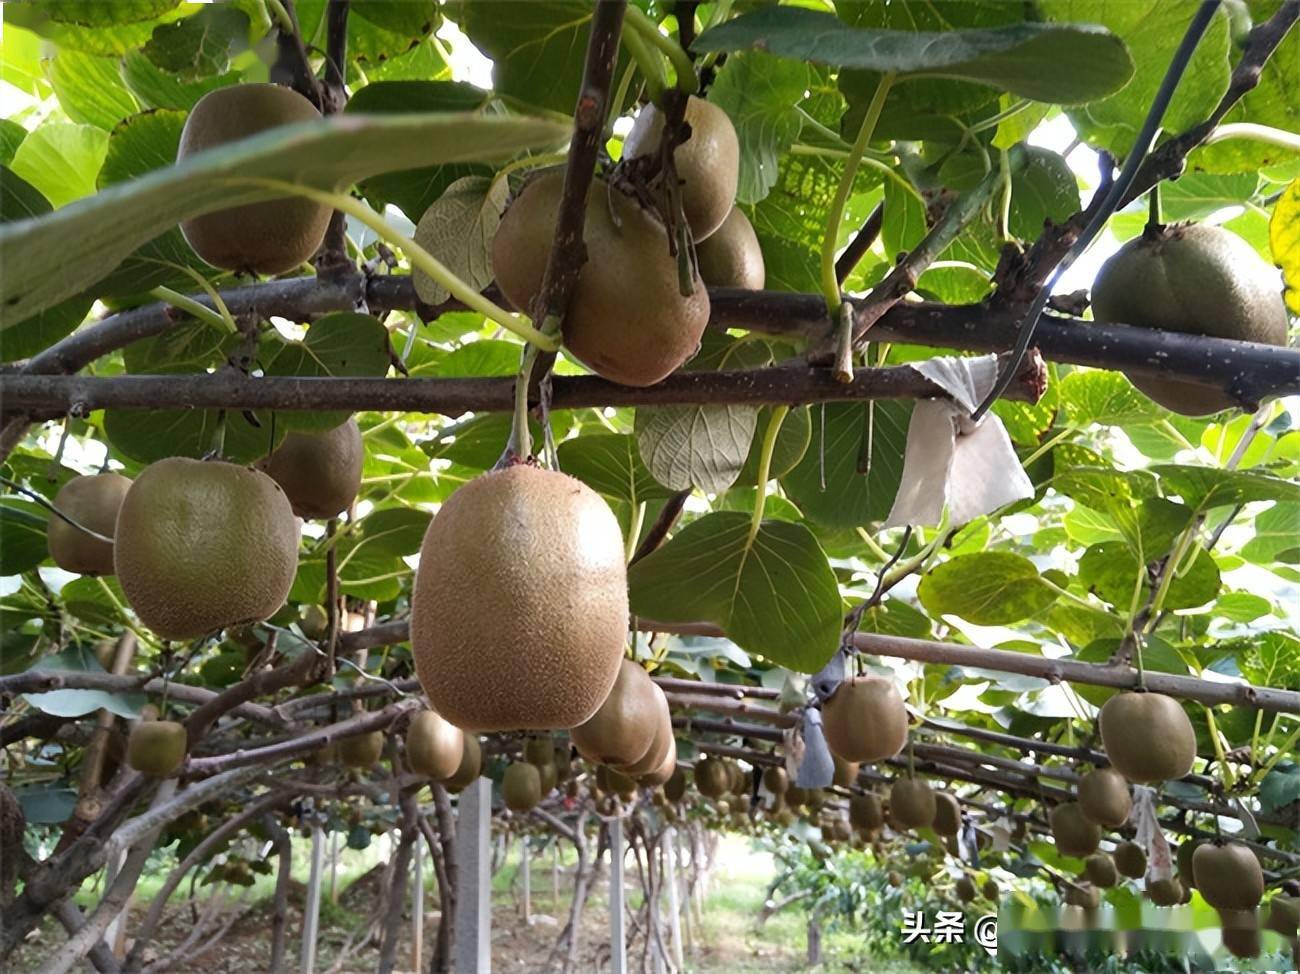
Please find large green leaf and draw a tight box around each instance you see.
[1155,465,1300,510]
[0,112,569,326]
[556,433,674,508]
[141,3,249,79]
[1240,502,1300,564]
[21,646,146,718]
[917,551,1060,625]
[628,511,843,673]
[1078,540,1220,610]
[8,122,108,209]
[46,50,140,130]
[0,500,48,575]
[693,6,1133,104]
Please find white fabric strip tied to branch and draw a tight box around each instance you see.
[1132,785,1175,882]
[885,355,1034,528]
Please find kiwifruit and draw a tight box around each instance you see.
[1084,853,1118,888]
[714,799,730,817]
[299,604,328,640]
[849,793,885,832]
[47,473,132,575]
[1049,802,1101,858]
[821,676,909,764]
[932,792,962,838]
[775,807,796,827]
[405,710,463,781]
[729,763,748,796]
[785,785,809,810]
[944,834,960,857]
[1090,223,1288,415]
[1114,841,1147,879]
[524,737,554,767]
[537,760,558,795]
[1065,884,1100,910]
[574,659,658,767]
[114,458,299,639]
[503,762,542,812]
[887,870,903,888]
[445,737,483,794]
[1194,842,1264,911]
[1147,875,1183,906]
[830,818,851,842]
[695,757,731,799]
[763,766,789,794]
[619,689,673,777]
[832,754,860,789]
[664,768,687,803]
[178,84,332,275]
[493,172,710,387]
[1176,839,1204,883]
[1099,691,1196,783]
[1263,896,1299,937]
[410,464,627,731]
[339,730,383,769]
[889,779,936,830]
[598,765,637,801]
[1218,908,1261,959]
[127,720,187,777]
[637,745,677,788]
[1077,767,1132,828]
[695,207,764,289]
[623,95,740,242]
[259,417,363,520]
[982,879,1000,900]
[955,876,977,903]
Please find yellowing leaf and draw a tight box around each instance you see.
[1270,178,1300,315]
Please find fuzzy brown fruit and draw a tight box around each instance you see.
[832,754,860,789]
[405,710,464,781]
[1078,767,1132,828]
[114,459,299,640]
[259,417,364,520]
[1090,223,1288,415]
[664,768,688,803]
[1147,876,1183,906]
[1113,841,1147,879]
[1099,691,1196,783]
[1217,908,1261,959]
[127,720,187,777]
[982,879,999,901]
[763,766,789,794]
[444,735,482,794]
[695,207,765,289]
[411,465,627,731]
[178,84,332,275]
[637,743,677,788]
[571,658,659,768]
[1085,853,1118,888]
[849,793,885,832]
[1193,843,1264,912]
[1050,802,1101,858]
[492,172,710,387]
[47,473,132,575]
[955,876,977,903]
[503,762,542,812]
[618,686,673,777]
[695,757,731,799]
[339,731,383,769]
[932,792,962,838]
[1263,896,1299,937]
[623,96,740,242]
[889,778,936,830]
[821,676,909,763]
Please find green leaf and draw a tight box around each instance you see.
[628,512,842,673]
[104,404,278,466]
[918,552,1060,625]
[0,25,48,94]
[1156,172,1262,222]
[15,784,78,826]
[1214,591,1272,623]
[0,120,26,165]
[435,339,520,378]
[141,4,249,79]
[1231,630,1300,692]
[1154,465,1300,510]
[97,109,186,189]
[0,112,568,326]
[693,7,1133,104]
[1059,370,1161,427]
[747,154,840,293]
[882,176,927,256]
[1009,147,1080,242]
[781,400,912,530]
[46,50,140,130]
[0,500,48,575]
[411,175,507,305]
[707,53,809,206]
[339,506,430,560]
[556,434,673,508]
[1078,540,1220,610]
[121,50,239,111]
[44,0,181,27]
[8,122,108,208]
[1042,0,1231,158]
[21,646,146,718]
[738,405,812,485]
[1240,502,1300,564]
[856,598,933,639]
[1260,763,1300,813]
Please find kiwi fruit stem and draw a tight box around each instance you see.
[624,7,698,95]
[263,0,294,33]
[237,179,558,350]
[148,286,235,335]
[821,72,895,315]
[620,30,668,102]
[749,405,789,543]
[1202,122,1300,153]
[508,312,562,461]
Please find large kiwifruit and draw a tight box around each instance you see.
[127,720,187,777]
[1099,691,1196,783]
[1263,895,1299,937]
[695,207,764,289]
[695,757,731,799]
[178,84,332,275]
[637,744,677,788]
[624,96,740,242]
[982,879,1000,901]
[1078,767,1132,828]
[339,730,383,769]
[1049,802,1101,858]
[932,791,962,838]
[1194,842,1264,911]
[1084,853,1118,888]
[1113,841,1147,879]
[259,417,363,520]
[1065,884,1100,910]
[47,473,132,575]
[444,735,482,793]
[598,764,637,801]
[503,762,542,812]
[405,709,464,781]
[763,766,789,795]
[410,465,627,732]
[572,658,659,768]
[832,754,860,789]
[492,172,710,387]
[889,778,936,830]
[618,686,673,777]
[1090,223,1288,415]
[1176,839,1204,884]
[955,876,977,903]
[1217,908,1261,959]
[821,676,909,763]
[1147,875,1183,906]
[849,793,885,832]
[114,458,299,639]
[537,760,558,796]
[524,737,554,767]
[663,767,688,802]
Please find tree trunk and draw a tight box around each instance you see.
[806,917,822,967]
[267,815,293,974]
[376,790,418,974]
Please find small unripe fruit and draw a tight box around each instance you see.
[127,720,187,777]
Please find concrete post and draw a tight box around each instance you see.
[301,824,325,974]
[610,817,627,974]
[455,777,492,973]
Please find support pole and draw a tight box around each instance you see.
[102,848,127,957]
[413,840,425,974]
[552,841,560,907]
[609,817,627,974]
[329,827,340,904]
[455,776,492,973]
[521,834,531,924]
[662,828,684,971]
[301,822,325,974]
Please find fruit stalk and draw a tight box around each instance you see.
[624,6,699,95]
[748,405,789,544]
[621,28,668,102]
[147,286,236,335]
